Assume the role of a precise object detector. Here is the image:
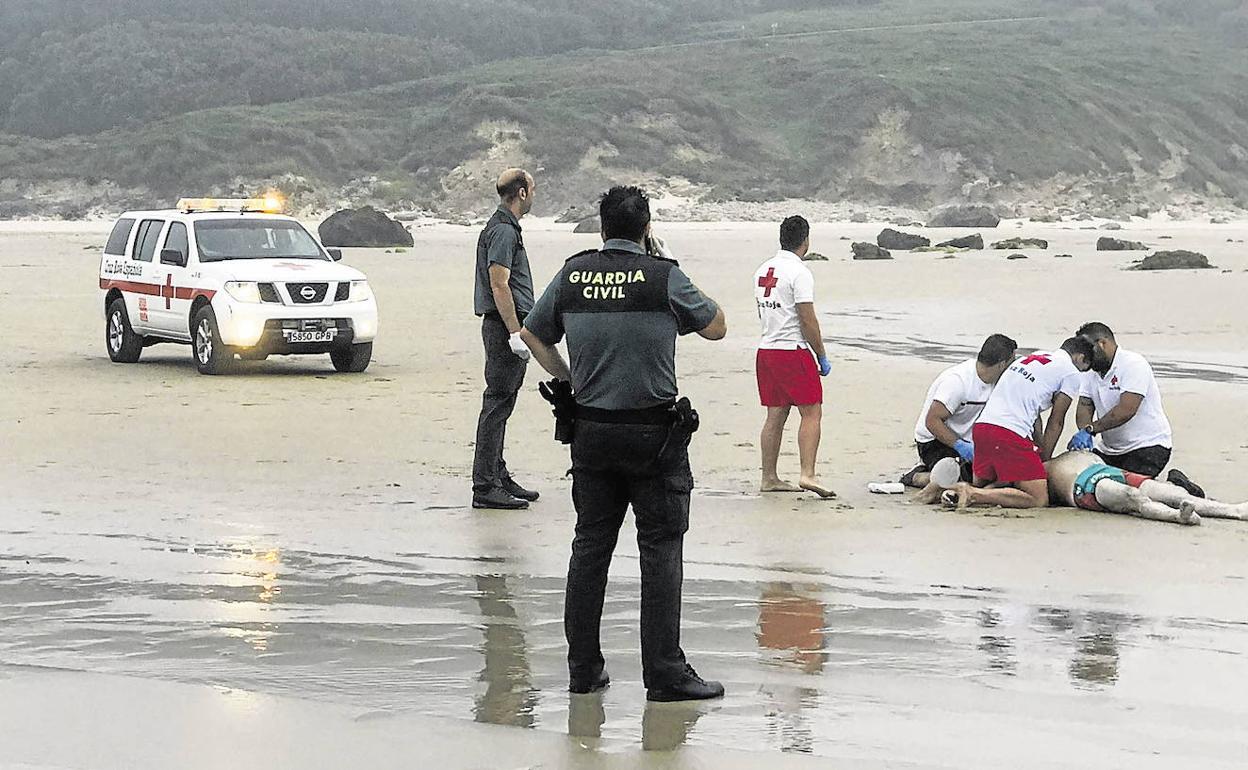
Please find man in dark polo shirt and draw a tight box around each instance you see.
[472,168,539,510]
[520,185,728,703]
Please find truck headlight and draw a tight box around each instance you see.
[224,281,262,303]
[348,280,373,303]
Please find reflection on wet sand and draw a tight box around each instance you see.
[1034,607,1131,688]
[642,703,707,752]
[568,694,606,745]
[976,608,1017,674]
[1,535,1242,760]
[757,582,827,674]
[756,583,826,753]
[472,574,539,728]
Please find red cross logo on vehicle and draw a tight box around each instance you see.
[1021,354,1052,366]
[758,268,779,298]
[162,274,176,310]
[274,261,313,271]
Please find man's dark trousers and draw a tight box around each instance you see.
[565,418,694,690]
[472,314,528,494]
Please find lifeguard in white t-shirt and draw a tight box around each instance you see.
[1067,322,1203,497]
[951,337,1095,510]
[902,334,1017,489]
[752,215,834,499]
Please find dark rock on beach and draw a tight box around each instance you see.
[1006,253,1028,260]
[992,237,1048,250]
[1129,250,1214,271]
[936,234,984,250]
[573,216,601,234]
[877,228,930,250]
[852,242,892,260]
[1097,237,1147,251]
[318,206,413,247]
[803,251,828,262]
[927,205,1001,228]
[556,205,592,224]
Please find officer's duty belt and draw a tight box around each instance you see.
[576,403,677,425]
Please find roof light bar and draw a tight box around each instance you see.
[177,196,284,214]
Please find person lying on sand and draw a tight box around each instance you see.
[932,451,1247,526]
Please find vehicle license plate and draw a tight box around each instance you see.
[285,330,335,343]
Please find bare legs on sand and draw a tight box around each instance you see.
[951,479,1049,510]
[760,404,835,498]
[1097,480,1248,525]
[1093,481,1200,525]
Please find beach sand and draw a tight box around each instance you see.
[1,217,1246,767]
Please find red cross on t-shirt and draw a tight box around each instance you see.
[1021,354,1052,366]
[758,267,779,298]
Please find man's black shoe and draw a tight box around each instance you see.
[646,665,725,703]
[472,488,529,510]
[1167,469,1206,499]
[569,670,610,695]
[502,477,540,502]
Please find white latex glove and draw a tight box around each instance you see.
[508,332,532,362]
[649,234,676,261]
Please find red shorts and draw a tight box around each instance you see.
[756,349,822,407]
[972,423,1047,483]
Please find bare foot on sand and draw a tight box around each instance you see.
[915,482,943,505]
[761,478,803,493]
[799,477,837,499]
[1178,500,1201,526]
[942,483,975,509]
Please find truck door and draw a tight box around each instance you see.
[119,218,166,334]
[151,221,195,338]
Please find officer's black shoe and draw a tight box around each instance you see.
[1167,469,1206,499]
[646,665,725,703]
[471,488,530,510]
[569,669,610,695]
[502,477,540,502]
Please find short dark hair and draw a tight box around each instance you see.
[496,172,531,202]
[1061,335,1096,361]
[599,185,651,242]
[779,215,810,252]
[1076,321,1115,342]
[977,333,1018,366]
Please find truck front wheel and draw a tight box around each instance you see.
[192,306,234,375]
[331,342,372,373]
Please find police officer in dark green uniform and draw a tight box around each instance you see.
[521,186,728,702]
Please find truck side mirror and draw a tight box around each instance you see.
[160,248,187,267]
[328,248,343,262]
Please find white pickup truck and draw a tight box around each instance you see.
[99,198,379,374]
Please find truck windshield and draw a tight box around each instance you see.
[195,219,327,263]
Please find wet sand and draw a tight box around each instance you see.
[1,217,1247,766]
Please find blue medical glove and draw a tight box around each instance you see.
[954,439,975,463]
[817,355,832,377]
[1068,429,1095,451]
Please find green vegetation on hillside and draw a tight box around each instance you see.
[1,0,1245,214]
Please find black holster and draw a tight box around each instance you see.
[539,379,577,444]
[656,397,699,467]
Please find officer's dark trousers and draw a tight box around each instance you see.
[472,314,528,493]
[565,419,694,689]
